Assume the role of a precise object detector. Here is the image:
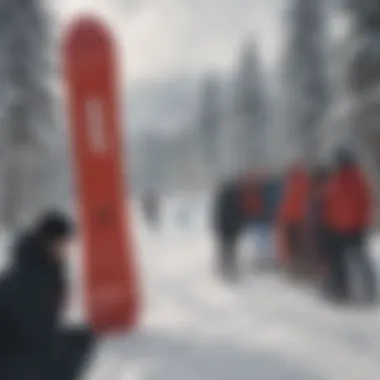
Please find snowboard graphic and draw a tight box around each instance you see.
[64,17,140,333]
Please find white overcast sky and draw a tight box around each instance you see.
[48,0,347,133]
[49,0,287,85]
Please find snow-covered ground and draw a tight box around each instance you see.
[1,199,380,380]
[82,200,380,380]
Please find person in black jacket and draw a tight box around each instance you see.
[214,179,243,280]
[0,211,94,380]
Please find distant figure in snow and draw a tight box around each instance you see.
[213,174,264,280]
[142,191,160,228]
[0,211,95,380]
[214,179,242,280]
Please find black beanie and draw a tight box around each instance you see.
[334,146,356,168]
[35,210,74,242]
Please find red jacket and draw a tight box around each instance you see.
[323,166,372,233]
[279,167,310,225]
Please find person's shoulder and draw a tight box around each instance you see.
[0,258,20,305]
[9,230,44,274]
[11,230,34,255]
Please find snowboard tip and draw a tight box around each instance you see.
[63,14,114,55]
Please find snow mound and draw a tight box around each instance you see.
[84,202,380,380]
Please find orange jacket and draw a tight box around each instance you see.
[279,167,310,225]
[323,166,372,233]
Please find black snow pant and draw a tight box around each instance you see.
[218,233,238,280]
[2,328,95,380]
[286,224,304,275]
[326,231,377,302]
[57,328,96,380]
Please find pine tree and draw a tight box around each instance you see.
[282,0,329,166]
[346,0,380,224]
[348,0,380,94]
[197,74,223,182]
[0,0,57,228]
[233,40,268,172]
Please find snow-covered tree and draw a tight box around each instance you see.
[347,1,380,93]
[282,0,329,166]
[345,0,380,223]
[232,40,268,172]
[0,0,57,228]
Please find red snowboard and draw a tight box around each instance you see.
[64,17,140,333]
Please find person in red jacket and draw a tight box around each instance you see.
[278,164,310,276]
[323,148,377,302]
[304,166,329,278]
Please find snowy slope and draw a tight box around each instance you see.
[81,201,380,380]
[0,199,378,380]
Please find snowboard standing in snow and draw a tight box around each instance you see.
[64,17,140,333]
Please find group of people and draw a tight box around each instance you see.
[0,212,95,380]
[214,147,377,304]
[279,148,377,303]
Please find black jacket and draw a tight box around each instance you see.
[0,233,65,378]
[214,181,244,241]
